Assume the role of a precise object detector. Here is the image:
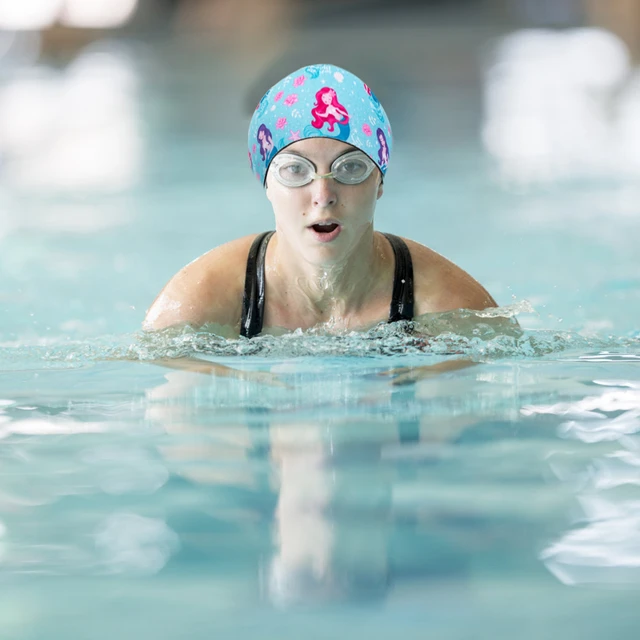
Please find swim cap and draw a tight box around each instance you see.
[248,64,392,186]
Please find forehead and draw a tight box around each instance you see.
[284,138,355,161]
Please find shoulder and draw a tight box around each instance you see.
[143,234,263,331]
[398,236,497,314]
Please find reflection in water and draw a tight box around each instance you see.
[0,392,178,577]
[95,512,180,575]
[3,354,640,637]
[526,379,640,585]
[143,359,554,607]
[268,421,391,606]
[146,368,401,605]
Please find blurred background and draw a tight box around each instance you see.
[0,0,639,338]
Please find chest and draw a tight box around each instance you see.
[262,284,395,333]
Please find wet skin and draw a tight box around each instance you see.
[145,138,497,336]
[142,138,507,381]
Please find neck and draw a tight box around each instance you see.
[269,228,386,325]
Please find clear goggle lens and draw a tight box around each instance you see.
[271,150,376,187]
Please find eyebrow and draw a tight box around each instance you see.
[282,149,362,164]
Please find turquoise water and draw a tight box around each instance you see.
[1,36,640,639]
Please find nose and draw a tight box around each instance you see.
[311,176,338,208]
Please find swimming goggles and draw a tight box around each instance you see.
[270,150,376,188]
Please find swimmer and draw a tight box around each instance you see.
[144,64,510,380]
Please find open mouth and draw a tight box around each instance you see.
[311,222,339,234]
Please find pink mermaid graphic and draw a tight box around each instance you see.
[311,87,350,132]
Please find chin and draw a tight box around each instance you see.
[303,241,346,264]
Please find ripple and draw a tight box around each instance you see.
[533,377,640,586]
[0,303,638,367]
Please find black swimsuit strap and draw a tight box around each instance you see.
[240,230,414,338]
[383,233,415,322]
[240,231,274,339]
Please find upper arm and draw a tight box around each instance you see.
[143,266,228,331]
[403,239,521,338]
[404,238,497,314]
[435,269,497,312]
[143,236,256,332]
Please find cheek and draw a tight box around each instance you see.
[267,182,308,215]
[352,182,380,211]
[339,188,377,224]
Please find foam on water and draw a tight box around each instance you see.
[0,302,638,370]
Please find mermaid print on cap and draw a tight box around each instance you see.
[257,124,277,165]
[248,64,392,185]
[376,128,389,169]
[310,87,351,140]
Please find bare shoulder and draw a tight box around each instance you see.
[401,237,497,314]
[143,234,260,331]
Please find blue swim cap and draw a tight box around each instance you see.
[248,64,392,186]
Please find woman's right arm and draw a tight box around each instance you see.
[136,236,286,385]
[143,235,256,332]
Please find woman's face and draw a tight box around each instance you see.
[265,138,383,266]
[321,92,333,105]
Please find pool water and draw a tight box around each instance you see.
[1,30,639,640]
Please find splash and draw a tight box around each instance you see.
[0,302,638,368]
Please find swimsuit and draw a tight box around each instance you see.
[240,232,414,338]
